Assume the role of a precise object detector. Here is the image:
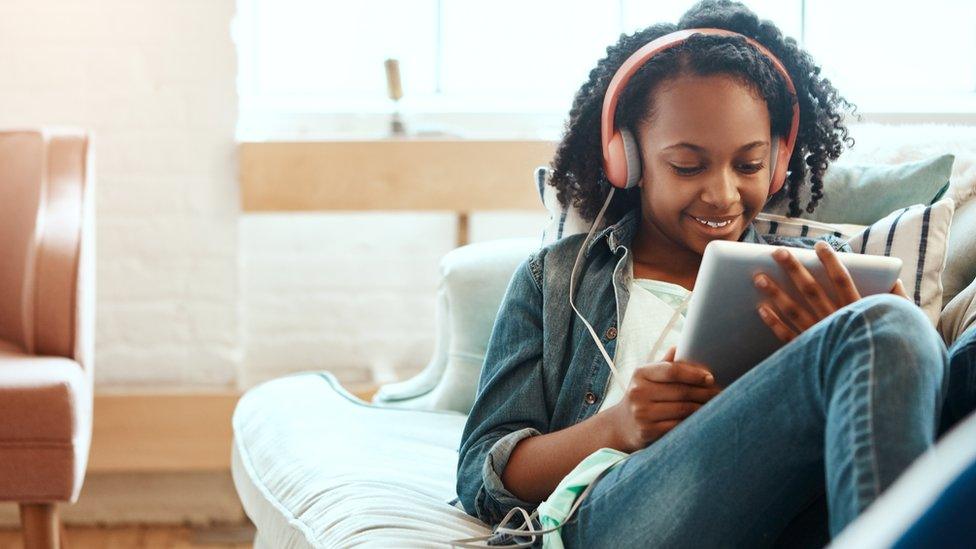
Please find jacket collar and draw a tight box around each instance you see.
[586,207,768,255]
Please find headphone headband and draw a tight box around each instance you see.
[600,28,800,193]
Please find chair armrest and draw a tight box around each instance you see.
[33,131,95,370]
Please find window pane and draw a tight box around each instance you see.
[439,0,621,112]
[622,0,802,41]
[237,0,974,127]
[805,1,976,103]
[250,0,438,100]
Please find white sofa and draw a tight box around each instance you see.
[232,124,976,548]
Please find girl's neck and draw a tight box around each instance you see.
[630,217,702,291]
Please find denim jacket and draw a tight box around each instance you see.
[455,207,852,525]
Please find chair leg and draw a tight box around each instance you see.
[19,503,60,549]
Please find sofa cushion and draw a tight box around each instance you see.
[942,197,976,307]
[940,277,976,347]
[761,154,954,225]
[232,373,489,547]
[824,123,976,209]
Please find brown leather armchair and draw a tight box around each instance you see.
[0,129,95,548]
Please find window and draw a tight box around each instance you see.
[804,0,976,112]
[235,0,976,137]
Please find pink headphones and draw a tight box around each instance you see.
[601,28,800,195]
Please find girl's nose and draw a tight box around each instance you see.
[700,169,741,208]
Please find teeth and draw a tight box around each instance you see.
[693,216,732,228]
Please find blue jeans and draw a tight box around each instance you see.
[561,294,952,548]
[941,319,976,436]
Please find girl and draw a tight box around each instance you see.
[456,1,974,547]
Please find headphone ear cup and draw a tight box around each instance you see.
[768,137,789,196]
[620,129,642,189]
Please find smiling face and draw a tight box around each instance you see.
[633,73,774,260]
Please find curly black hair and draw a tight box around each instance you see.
[550,0,856,223]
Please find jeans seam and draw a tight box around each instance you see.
[850,309,881,514]
[866,311,881,505]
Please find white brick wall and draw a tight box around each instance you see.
[0,0,240,387]
[0,0,551,390]
[240,211,547,389]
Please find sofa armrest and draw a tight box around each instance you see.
[940,276,976,347]
[373,238,538,414]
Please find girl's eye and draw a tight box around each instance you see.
[670,164,704,176]
[739,162,766,174]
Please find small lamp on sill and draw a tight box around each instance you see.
[384,58,407,137]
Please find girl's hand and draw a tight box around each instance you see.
[754,241,911,343]
[607,346,721,453]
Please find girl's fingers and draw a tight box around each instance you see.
[754,269,817,331]
[891,278,911,300]
[636,361,714,386]
[814,241,861,305]
[637,401,702,422]
[637,382,721,404]
[650,419,682,438]
[768,246,836,319]
[663,345,677,362]
[757,302,799,344]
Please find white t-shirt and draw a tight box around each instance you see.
[598,277,692,413]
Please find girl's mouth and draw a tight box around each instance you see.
[687,214,739,236]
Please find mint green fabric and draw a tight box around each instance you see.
[634,278,691,308]
[763,154,955,225]
[538,447,630,548]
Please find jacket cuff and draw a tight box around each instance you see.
[477,427,542,524]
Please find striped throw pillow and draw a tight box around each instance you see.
[754,198,955,325]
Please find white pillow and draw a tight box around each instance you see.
[754,198,955,326]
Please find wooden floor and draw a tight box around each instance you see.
[0,524,254,549]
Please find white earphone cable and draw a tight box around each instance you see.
[568,188,630,393]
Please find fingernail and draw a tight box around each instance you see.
[754,275,767,288]
[758,306,770,319]
[704,373,714,384]
[774,248,788,259]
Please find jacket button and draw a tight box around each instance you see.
[605,326,617,340]
[584,392,597,405]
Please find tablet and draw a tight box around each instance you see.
[674,240,902,387]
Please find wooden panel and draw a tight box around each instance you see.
[239,140,557,212]
[88,392,241,473]
[0,525,254,548]
[88,386,378,472]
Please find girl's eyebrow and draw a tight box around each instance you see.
[661,140,769,153]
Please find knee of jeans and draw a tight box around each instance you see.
[856,293,929,329]
[854,293,947,380]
